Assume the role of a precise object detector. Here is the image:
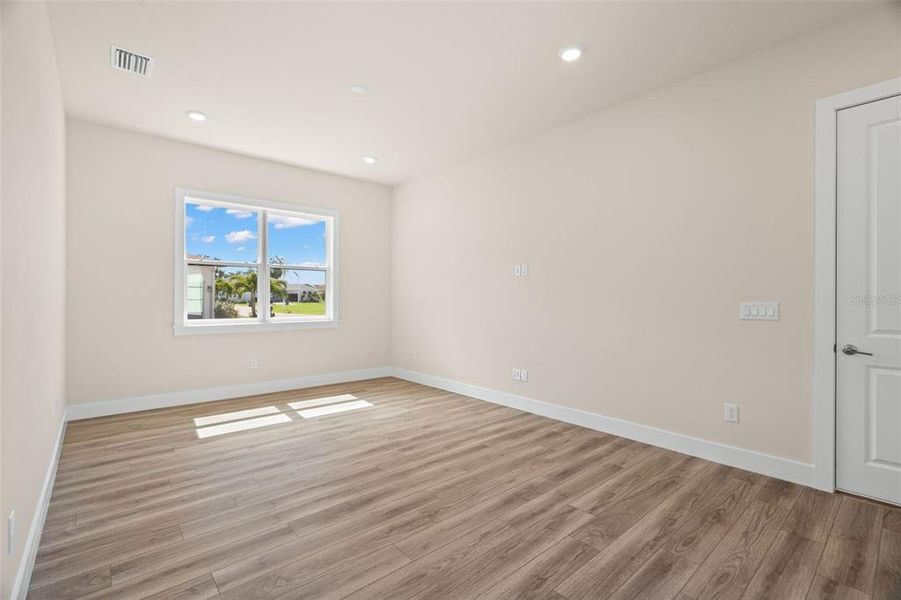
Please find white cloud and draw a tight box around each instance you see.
[194,205,215,212]
[236,246,246,251]
[269,214,317,229]
[226,230,257,244]
[226,209,254,219]
[185,216,194,227]
[201,235,216,243]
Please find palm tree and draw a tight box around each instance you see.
[268,257,288,303]
[228,271,288,318]
[269,274,288,302]
[215,276,235,301]
[229,271,258,317]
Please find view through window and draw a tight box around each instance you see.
[178,190,336,332]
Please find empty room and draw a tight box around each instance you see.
[2,0,901,598]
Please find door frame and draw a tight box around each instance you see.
[813,76,901,492]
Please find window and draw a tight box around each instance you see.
[174,188,337,334]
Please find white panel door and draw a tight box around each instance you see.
[836,94,901,505]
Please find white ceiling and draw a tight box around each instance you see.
[48,1,874,185]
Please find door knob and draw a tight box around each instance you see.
[841,344,873,356]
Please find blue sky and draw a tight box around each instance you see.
[185,202,326,268]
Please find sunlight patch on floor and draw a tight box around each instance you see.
[193,405,281,427]
[195,413,292,438]
[192,393,374,437]
[288,394,358,410]
[297,399,373,419]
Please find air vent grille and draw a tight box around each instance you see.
[110,45,154,77]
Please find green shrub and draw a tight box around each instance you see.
[215,301,239,318]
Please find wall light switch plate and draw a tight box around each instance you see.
[740,302,779,321]
[724,403,739,423]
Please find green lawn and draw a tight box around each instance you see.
[272,302,326,316]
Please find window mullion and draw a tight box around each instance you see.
[269,264,327,271]
[186,260,257,269]
[259,210,271,322]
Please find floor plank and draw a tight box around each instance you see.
[659,479,801,600]
[479,536,598,600]
[783,487,842,543]
[740,530,823,599]
[818,495,884,596]
[874,528,901,600]
[806,575,871,600]
[555,461,723,599]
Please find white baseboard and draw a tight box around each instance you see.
[391,368,815,488]
[66,367,392,421]
[10,411,67,600]
[62,364,814,488]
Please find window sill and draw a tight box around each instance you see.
[174,319,340,336]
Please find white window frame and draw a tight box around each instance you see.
[174,187,339,335]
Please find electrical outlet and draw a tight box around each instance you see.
[8,511,15,555]
[513,264,529,277]
[512,368,521,381]
[724,403,739,423]
[249,358,258,370]
[512,368,528,382]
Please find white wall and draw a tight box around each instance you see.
[391,6,901,465]
[66,120,392,407]
[1,2,67,596]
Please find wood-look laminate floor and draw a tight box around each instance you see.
[29,378,901,600]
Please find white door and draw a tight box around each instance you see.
[836,94,901,505]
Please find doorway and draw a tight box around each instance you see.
[815,78,901,505]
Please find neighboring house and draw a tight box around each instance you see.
[282,283,323,303]
[186,263,215,319]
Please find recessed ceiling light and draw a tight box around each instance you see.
[351,85,369,95]
[558,46,583,63]
[185,110,207,122]
[362,156,378,165]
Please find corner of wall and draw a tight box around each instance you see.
[1,1,69,596]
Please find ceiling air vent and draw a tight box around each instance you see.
[110,45,154,77]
